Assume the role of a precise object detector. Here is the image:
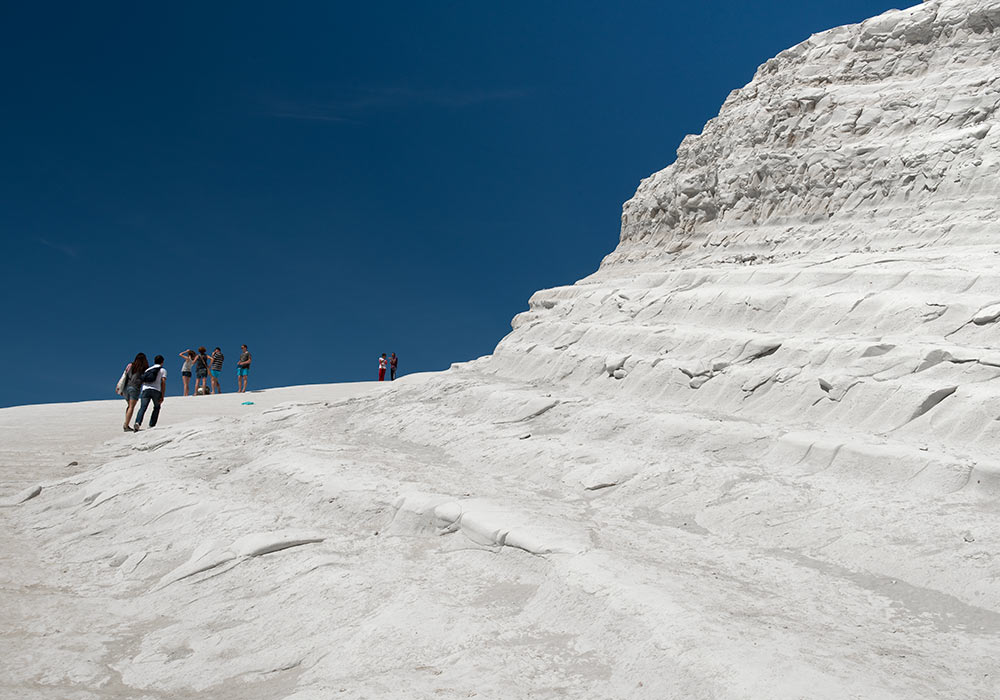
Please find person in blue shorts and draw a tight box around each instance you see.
[236,344,252,393]
[209,347,224,394]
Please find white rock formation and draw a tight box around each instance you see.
[4,1,1000,698]
[490,0,1000,501]
[608,0,1000,262]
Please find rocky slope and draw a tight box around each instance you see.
[491,0,1000,502]
[4,1,1000,698]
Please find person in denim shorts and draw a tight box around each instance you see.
[195,346,210,394]
[122,352,148,432]
[178,349,197,396]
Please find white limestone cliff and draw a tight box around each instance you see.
[609,0,1000,262]
[489,0,1000,499]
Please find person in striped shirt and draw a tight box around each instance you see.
[209,347,224,394]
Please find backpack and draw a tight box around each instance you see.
[141,365,162,384]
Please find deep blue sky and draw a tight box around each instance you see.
[0,1,915,408]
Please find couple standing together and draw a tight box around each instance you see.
[378,352,398,381]
[118,353,167,432]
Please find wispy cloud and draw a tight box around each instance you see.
[268,107,357,124]
[37,237,78,257]
[268,86,528,124]
[345,86,529,109]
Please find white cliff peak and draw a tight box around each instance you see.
[607,0,999,265]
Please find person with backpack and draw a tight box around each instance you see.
[378,353,387,381]
[389,352,398,381]
[236,344,252,393]
[118,352,148,432]
[133,355,167,430]
[209,347,224,394]
[194,346,210,394]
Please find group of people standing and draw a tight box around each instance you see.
[378,352,398,381]
[176,345,252,396]
[116,345,402,433]
[116,345,252,432]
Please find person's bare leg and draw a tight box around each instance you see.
[124,398,137,428]
[182,375,190,396]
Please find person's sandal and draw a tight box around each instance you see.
[123,425,133,432]
[132,425,141,432]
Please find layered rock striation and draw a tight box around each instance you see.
[608,0,1000,261]
[490,0,1000,497]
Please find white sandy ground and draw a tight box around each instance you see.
[2,365,999,699]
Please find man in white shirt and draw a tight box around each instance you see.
[134,354,167,430]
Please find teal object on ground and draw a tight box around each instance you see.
[241,401,254,405]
